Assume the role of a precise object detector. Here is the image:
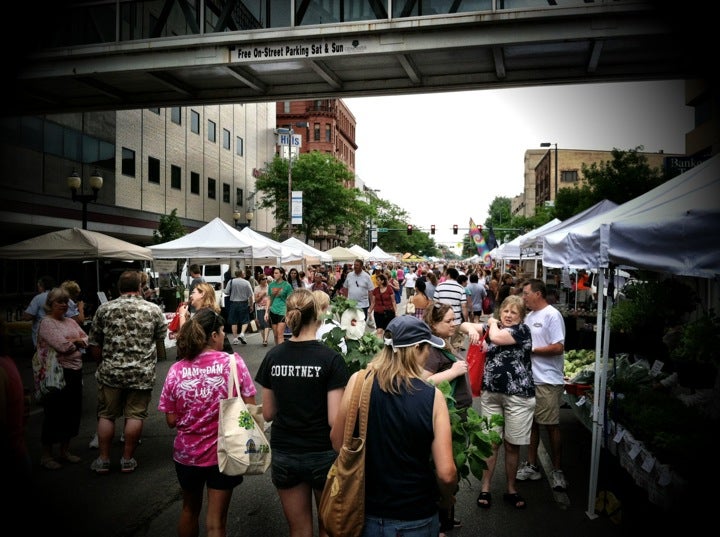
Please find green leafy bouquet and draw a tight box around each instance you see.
[320,294,501,483]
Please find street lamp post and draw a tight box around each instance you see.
[540,142,558,200]
[233,191,256,229]
[277,122,309,238]
[67,168,103,229]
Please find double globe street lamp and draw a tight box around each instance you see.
[67,168,103,229]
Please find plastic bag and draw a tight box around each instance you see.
[466,331,488,397]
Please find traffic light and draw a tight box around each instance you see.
[407,224,413,235]
[430,224,436,235]
[453,224,458,235]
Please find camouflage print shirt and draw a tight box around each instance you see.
[89,294,167,390]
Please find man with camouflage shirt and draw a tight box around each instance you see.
[87,271,167,474]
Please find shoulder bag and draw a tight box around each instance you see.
[466,329,489,397]
[319,369,374,537]
[217,353,271,476]
[32,346,66,402]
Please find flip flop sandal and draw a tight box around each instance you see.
[477,491,492,508]
[503,492,526,509]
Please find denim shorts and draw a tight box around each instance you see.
[174,461,244,491]
[362,513,439,537]
[271,449,337,491]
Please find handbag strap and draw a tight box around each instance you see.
[226,353,241,398]
[342,369,374,446]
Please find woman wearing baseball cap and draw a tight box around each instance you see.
[330,316,457,537]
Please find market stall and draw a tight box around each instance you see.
[543,155,720,518]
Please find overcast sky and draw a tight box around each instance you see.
[344,79,694,252]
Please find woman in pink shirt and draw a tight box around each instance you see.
[37,286,88,470]
[158,308,257,537]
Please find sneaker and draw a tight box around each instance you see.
[120,457,138,473]
[88,433,99,449]
[239,334,247,344]
[550,469,568,491]
[90,457,110,474]
[516,461,542,481]
[231,338,240,345]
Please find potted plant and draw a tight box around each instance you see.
[320,294,501,483]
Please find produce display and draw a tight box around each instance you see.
[564,349,596,381]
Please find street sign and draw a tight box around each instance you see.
[377,227,388,232]
[291,190,303,225]
[278,133,302,147]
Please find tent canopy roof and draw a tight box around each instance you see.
[0,228,153,260]
[324,246,357,262]
[543,155,720,278]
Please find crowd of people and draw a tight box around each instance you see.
[5,259,570,537]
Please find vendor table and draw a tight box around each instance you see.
[564,391,687,509]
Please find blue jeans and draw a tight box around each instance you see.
[362,513,439,537]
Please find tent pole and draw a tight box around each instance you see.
[586,268,614,519]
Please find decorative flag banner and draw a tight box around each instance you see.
[487,224,499,251]
[469,218,493,267]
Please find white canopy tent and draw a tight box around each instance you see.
[541,155,720,519]
[349,244,371,261]
[518,202,619,279]
[366,245,397,263]
[236,226,304,265]
[149,217,253,261]
[519,200,619,259]
[324,246,357,263]
[492,219,561,262]
[282,236,333,265]
[0,227,154,297]
[0,227,153,261]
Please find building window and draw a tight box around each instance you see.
[314,122,320,141]
[148,156,160,184]
[325,124,332,142]
[207,120,216,142]
[223,182,230,203]
[190,171,200,194]
[236,136,244,156]
[236,187,244,207]
[171,107,181,125]
[190,110,200,134]
[207,177,216,199]
[283,101,290,113]
[122,147,135,177]
[561,170,578,183]
[171,164,182,190]
[223,128,231,150]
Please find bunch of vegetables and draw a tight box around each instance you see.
[564,349,596,381]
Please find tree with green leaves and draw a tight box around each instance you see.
[153,208,185,244]
[255,151,364,242]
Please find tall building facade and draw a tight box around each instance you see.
[515,148,682,218]
[0,103,277,246]
[276,98,358,249]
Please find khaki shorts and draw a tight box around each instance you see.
[533,384,564,425]
[480,391,536,445]
[97,384,152,421]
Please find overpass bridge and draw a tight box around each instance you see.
[8,0,707,117]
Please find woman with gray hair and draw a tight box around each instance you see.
[37,287,89,469]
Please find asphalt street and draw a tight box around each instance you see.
[15,326,677,536]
